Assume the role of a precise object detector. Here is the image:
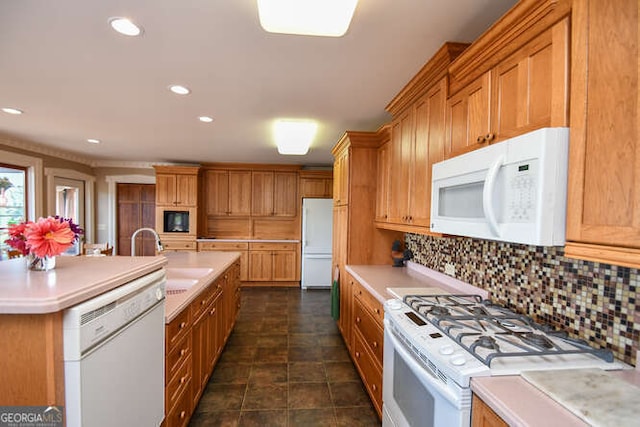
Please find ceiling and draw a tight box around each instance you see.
[0,0,517,166]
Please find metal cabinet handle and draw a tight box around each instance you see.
[179,322,187,329]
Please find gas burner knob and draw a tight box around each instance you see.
[387,300,403,310]
[450,354,466,366]
[439,345,455,355]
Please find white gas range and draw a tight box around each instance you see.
[382,292,627,427]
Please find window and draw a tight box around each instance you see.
[0,164,27,259]
[54,177,85,255]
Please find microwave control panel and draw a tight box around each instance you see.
[504,160,538,222]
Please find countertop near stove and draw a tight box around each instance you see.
[472,367,640,427]
[345,262,487,305]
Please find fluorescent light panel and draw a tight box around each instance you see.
[109,17,143,37]
[274,119,317,155]
[257,0,358,37]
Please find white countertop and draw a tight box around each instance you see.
[0,255,167,314]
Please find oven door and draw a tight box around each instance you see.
[382,322,471,427]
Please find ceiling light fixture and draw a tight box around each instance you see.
[109,17,144,37]
[87,138,101,144]
[168,85,191,95]
[2,107,23,115]
[198,116,214,123]
[257,0,359,37]
[274,119,317,155]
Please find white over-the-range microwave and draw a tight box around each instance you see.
[430,127,569,246]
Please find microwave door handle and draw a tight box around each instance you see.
[483,155,504,237]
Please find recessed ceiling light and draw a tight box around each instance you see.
[274,119,317,155]
[2,107,23,115]
[257,0,359,37]
[109,17,144,37]
[87,139,101,144]
[168,85,191,95]
[198,116,214,123]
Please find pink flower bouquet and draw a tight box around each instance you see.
[5,216,84,265]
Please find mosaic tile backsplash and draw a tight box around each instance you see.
[405,233,639,366]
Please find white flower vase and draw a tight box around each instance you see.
[27,253,56,271]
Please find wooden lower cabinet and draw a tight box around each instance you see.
[165,261,240,426]
[471,394,508,427]
[349,275,384,419]
[247,242,298,284]
[162,239,197,252]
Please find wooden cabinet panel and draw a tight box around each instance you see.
[375,142,390,222]
[162,239,197,251]
[565,0,640,268]
[247,243,298,282]
[353,329,383,417]
[388,110,413,224]
[471,394,508,427]
[272,250,297,281]
[251,171,274,216]
[339,270,355,351]
[156,174,177,206]
[353,299,384,364]
[154,166,198,208]
[333,149,349,206]
[248,251,272,281]
[300,173,333,198]
[273,172,298,217]
[446,71,492,158]
[204,170,230,216]
[176,175,198,206]
[228,171,252,215]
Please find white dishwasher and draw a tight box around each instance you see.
[63,268,166,427]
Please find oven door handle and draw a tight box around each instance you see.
[385,326,465,408]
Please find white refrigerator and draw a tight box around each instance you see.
[301,198,333,289]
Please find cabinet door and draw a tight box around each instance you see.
[228,171,252,216]
[492,20,569,139]
[411,79,447,228]
[273,172,298,217]
[205,170,229,216]
[333,149,349,206]
[565,0,640,268]
[446,71,491,158]
[156,174,177,206]
[176,174,197,206]
[191,311,208,406]
[375,142,390,222]
[388,110,413,224]
[272,250,297,281]
[248,251,272,281]
[251,171,274,216]
[471,395,508,427]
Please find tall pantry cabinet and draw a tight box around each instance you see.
[331,131,402,351]
[565,0,640,269]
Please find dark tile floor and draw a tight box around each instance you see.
[189,287,381,427]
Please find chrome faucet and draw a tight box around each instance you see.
[130,227,163,256]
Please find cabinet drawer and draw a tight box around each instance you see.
[166,333,192,385]
[166,370,192,427]
[163,240,197,251]
[166,353,192,414]
[166,309,191,352]
[353,299,384,365]
[249,242,296,251]
[190,285,214,320]
[353,330,383,413]
[353,280,384,324]
[198,241,248,251]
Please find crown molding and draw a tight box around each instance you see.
[91,160,162,169]
[0,134,96,166]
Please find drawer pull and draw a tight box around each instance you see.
[375,308,381,315]
[179,322,187,329]
[201,299,206,305]
[180,375,187,384]
[180,411,186,419]
[210,308,216,315]
[372,341,378,348]
[180,348,187,356]
[355,351,361,359]
[372,384,377,391]
[356,317,361,324]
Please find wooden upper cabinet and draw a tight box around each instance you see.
[388,109,413,224]
[333,148,349,206]
[445,71,491,158]
[251,171,297,217]
[154,166,199,207]
[565,0,640,269]
[299,171,333,198]
[204,170,251,216]
[446,5,570,158]
[375,142,390,222]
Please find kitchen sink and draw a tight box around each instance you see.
[166,267,213,279]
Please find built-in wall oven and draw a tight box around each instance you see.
[382,295,625,427]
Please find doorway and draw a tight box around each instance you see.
[54,177,84,255]
[116,183,156,256]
